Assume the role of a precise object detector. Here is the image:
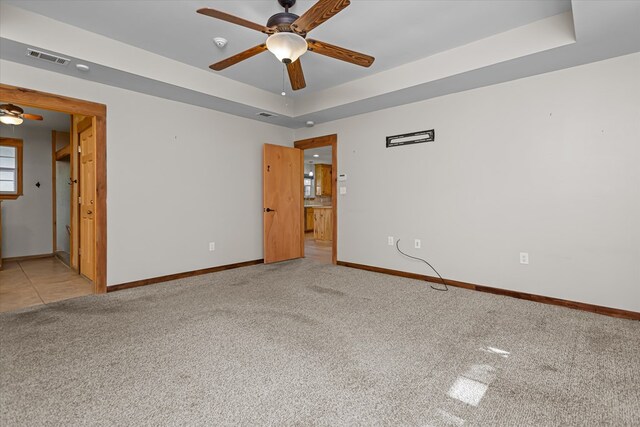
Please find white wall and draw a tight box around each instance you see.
[0,126,53,258]
[54,131,71,254]
[55,158,70,253]
[1,60,294,285]
[295,53,640,312]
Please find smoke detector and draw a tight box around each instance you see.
[306,120,315,127]
[213,37,228,48]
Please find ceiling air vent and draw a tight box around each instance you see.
[26,48,70,66]
[256,112,277,118]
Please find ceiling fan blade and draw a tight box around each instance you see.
[287,60,306,91]
[1,103,23,115]
[197,8,275,34]
[307,39,374,67]
[209,44,268,71]
[291,0,350,35]
[23,113,44,121]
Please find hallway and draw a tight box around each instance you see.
[304,232,332,264]
[0,257,93,313]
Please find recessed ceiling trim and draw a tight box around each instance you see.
[0,3,294,117]
[1,2,639,130]
[294,11,576,116]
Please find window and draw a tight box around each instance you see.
[0,138,23,200]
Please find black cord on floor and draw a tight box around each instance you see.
[396,239,448,291]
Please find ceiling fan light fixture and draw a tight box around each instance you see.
[0,115,23,125]
[266,32,307,64]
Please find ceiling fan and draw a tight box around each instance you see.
[0,103,43,125]
[197,0,375,91]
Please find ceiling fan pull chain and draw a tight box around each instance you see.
[282,63,286,96]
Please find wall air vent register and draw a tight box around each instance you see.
[256,112,278,118]
[26,48,70,66]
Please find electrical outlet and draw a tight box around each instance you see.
[388,236,394,246]
[414,239,421,249]
[520,252,529,264]
[209,242,215,252]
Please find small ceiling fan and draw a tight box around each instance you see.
[197,0,375,91]
[0,103,43,125]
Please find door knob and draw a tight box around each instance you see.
[264,208,276,213]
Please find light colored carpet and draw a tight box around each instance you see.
[1,259,638,426]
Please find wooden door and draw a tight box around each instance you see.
[315,164,322,196]
[313,208,333,241]
[263,144,303,263]
[322,165,332,196]
[314,164,333,196]
[305,207,314,232]
[79,122,96,281]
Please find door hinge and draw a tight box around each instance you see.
[78,247,82,256]
[78,196,82,204]
[78,146,82,153]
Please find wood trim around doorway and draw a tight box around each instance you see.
[294,134,338,264]
[0,84,108,293]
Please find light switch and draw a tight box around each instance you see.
[339,187,347,195]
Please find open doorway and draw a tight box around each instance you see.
[0,106,94,311]
[303,146,332,263]
[53,129,72,266]
[0,84,107,312]
[294,134,337,264]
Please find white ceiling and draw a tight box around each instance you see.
[1,1,639,128]
[3,0,571,96]
[303,145,331,165]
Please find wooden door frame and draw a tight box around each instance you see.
[294,134,338,264]
[0,84,107,293]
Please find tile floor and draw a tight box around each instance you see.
[55,251,71,267]
[304,232,332,264]
[0,257,93,313]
